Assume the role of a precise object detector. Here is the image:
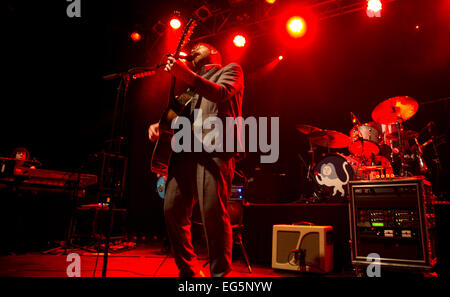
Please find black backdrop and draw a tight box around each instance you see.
[3,0,450,238]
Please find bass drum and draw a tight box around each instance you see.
[313,153,358,201]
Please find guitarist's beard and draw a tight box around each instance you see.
[192,53,212,73]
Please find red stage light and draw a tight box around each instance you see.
[130,32,142,42]
[233,35,246,47]
[278,55,284,60]
[265,0,276,4]
[286,16,306,38]
[367,0,382,18]
[170,18,181,29]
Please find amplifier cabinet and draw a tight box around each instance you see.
[348,178,436,270]
[272,224,334,273]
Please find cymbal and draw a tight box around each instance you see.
[371,96,419,124]
[296,124,323,135]
[309,129,350,148]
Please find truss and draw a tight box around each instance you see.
[191,0,399,41]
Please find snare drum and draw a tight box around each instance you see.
[349,123,381,158]
[313,153,357,200]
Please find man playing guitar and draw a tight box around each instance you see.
[148,43,244,277]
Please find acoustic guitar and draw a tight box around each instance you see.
[150,18,197,176]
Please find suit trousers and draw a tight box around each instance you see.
[164,153,235,277]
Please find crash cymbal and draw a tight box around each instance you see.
[309,129,350,148]
[296,124,323,135]
[371,96,419,124]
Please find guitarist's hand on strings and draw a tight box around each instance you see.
[148,122,160,142]
[164,56,196,86]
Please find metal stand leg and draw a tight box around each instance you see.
[236,232,252,273]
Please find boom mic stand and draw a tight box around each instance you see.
[100,65,161,277]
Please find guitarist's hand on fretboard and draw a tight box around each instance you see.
[164,56,197,86]
[148,122,160,142]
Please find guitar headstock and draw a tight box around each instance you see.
[176,18,197,55]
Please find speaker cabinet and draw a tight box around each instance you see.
[272,225,334,273]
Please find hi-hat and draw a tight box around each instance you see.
[371,96,419,124]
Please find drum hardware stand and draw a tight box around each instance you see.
[423,123,444,197]
[303,141,320,202]
[413,137,429,174]
[356,132,369,167]
[424,122,442,172]
[395,119,409,177]
[430,137,442,171]
[306,140,316,182]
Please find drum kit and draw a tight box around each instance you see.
[297,96,429,200]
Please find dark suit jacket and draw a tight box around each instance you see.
[188,63,245,157]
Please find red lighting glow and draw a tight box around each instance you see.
[286,16,306,38]
[178,51,188,60]
[233,35,246,47]
[170,18,181,29]
[130,32,142,42]
[367,0,382,18]
[278,55,284,60]
[265,0,277,4]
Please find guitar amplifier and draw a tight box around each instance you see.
[348,178,436,271]
[272,224,334,273]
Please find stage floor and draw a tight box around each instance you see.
[0,239,355,277]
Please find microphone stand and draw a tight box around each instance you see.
[100,65,161,277]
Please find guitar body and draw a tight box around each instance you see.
[150,19,196,176]
[151,93,192,176]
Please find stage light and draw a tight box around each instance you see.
[278,55,284,60]
[170,18,181,29]
[130,32,142,42]
[286,16,306,38]
[367,0,382,18]
[265,0,277,4]
[233,35,246,47]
